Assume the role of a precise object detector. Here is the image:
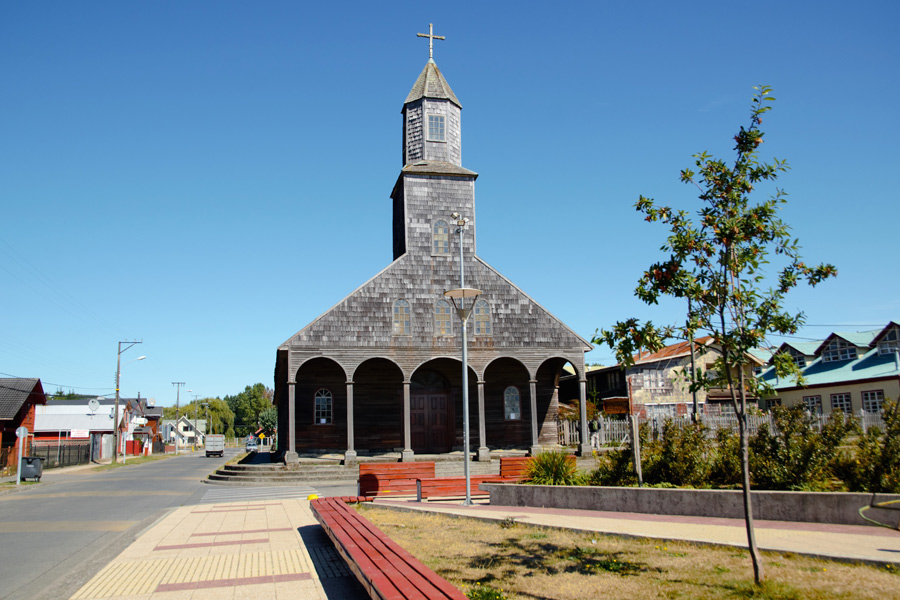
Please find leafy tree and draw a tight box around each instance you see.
[595,86,836,584]
[162,397,234,435]
[224,383,273,437]
[258,407,278,435]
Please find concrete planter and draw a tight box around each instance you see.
[481,483,900,528]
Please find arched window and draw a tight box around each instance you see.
[473,299,491,335]
[314,389,332,424]
[433,220,450,255]
[434,299,452,336]
[393,299,411,335]
[504,386,520,420]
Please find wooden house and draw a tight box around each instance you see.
[0,378,48,470]
[274,45,593,464]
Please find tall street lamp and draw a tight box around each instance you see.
[115,341,144,464]
[444,212,481,506]
[172,382,185,455]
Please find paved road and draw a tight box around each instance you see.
[0,450,358,600]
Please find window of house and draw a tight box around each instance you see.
[433,220,450,255]
[822,339,858,362]
[786,347,807,368]
[764,398,782,411]
[878,327,900,355]
[803,395,823,415]
[862,390,884,413]
[434,300,452,336]
[504,386,521,420]
[473,299,491,335]
[393,299,411,335]
[831,393,852,415]
[314,389,332,424]
[641,368,668,390]
[427,114,445,141]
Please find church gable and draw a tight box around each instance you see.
[282,253,590,351]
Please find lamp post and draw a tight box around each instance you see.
[191,392,200,450]
[444,212,481,506]
[114,341,144,464]
[172,382,185,454]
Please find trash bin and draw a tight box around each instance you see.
[21,456,44,481]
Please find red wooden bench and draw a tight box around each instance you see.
[415,475,511,502]
[310,497,467,600]
[499,455,576,482]
[358,462,436,499]
[499,456,534,481]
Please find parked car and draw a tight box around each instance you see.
[245,440,258,453]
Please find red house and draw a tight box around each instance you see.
[0,378,48,471]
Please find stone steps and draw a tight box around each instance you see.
[205,457,503,485]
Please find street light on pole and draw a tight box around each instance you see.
[114,341,144,465]
[444,212,481,507]
[172,382,185,455]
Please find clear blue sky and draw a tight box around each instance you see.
[2,1,897,405]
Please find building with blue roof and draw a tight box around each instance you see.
[757,323,900,415]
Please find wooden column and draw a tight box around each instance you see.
[529,379,540,455]
[345,380,356,464]
[402,380,414,462]
[286,382,298,464]
[477,380,490,461]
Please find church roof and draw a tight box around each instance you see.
[404,60,461,108]
[402,160,477,178]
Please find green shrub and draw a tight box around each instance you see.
[749,405,856,491]
[587,423,649,486]
[709,428,742,487]
[642,420,713,487]
[841,400,900,493]
[527,449,579,485]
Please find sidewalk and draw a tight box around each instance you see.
[66,494,900,599]
[68,497,364,600]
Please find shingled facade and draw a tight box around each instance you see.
[274,56,592,463]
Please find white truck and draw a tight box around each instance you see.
[205,434,225,457]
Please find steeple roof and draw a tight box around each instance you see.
[404,60,461,108]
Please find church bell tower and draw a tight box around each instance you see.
[392,24,477,261]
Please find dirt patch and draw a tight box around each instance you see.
[358,505,900,600]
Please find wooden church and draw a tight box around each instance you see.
[274,29,592,464]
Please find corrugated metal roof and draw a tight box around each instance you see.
[404,60,461,108]
[632,337,713,364]
[0,378,43,420]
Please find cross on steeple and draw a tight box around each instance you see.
[417,23,445,61]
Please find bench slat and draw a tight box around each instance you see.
[311,497,467,600]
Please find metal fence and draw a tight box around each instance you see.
[558,410,888,448]
[29,441,92,468]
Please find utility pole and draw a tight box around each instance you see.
[172,382,185,455]
[192,394,200,450]
[115,341,144,464]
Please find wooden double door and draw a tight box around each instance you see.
[410,392,452,454]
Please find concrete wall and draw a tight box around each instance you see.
[481,483,900,528]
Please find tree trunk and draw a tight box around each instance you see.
[721,299,764,584]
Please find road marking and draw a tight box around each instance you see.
[0,520,136,532]
[199,485,320,503]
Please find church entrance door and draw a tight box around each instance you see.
[410,370,452,454]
